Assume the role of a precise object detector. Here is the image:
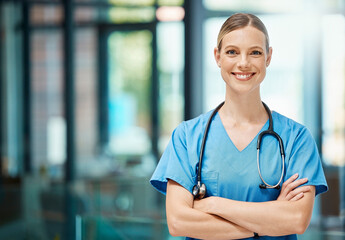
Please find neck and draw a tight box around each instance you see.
[220,92,267,124]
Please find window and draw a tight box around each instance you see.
[157,21,184,153]
[107,30,154,176]
[321,14,345,167]
[32,30,64,179]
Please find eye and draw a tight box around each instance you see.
[226,49,237,55]
[251,50,263,56]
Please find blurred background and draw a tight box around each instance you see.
[0,0,344,239]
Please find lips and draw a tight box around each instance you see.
[232,72,256,81]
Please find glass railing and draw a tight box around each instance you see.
[78,214,183,240]
[300,227,345,240]
[0,175,344,240]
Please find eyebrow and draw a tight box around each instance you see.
[223,45,238,49]
[223,45,264,51]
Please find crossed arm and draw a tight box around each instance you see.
[166,174,315,239]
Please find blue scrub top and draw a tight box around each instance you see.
[150,110,328,240]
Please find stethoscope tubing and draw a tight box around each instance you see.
[197,101,225,183]
[257,150,285,189]
[195,101,285,198]
[257,102,285,189]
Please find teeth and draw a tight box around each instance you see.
[236,74,252,79]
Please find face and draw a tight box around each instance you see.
[214,26,272,96]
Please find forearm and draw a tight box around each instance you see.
[212,198,308,236]
[166,180,253,240]
[167,204,253,240]
[198,188,315,236]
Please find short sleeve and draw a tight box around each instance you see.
[150,122,195,195]
[285,127,328,196]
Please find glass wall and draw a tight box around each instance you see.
[75,28,98,177]
[1,0,185,239]
[107,30,154,176]
[321,13,345,228]
[1,2,23,177]
[1,0,345,239]
[32,30,64,179]
[157,21,184,153]
[321,14,345,167]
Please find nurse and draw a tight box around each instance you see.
[150,13,328,239]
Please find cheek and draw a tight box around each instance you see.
[257,68,267,83]
[255,60,267,71]
[220,58,236,69]
[220,68,228,81]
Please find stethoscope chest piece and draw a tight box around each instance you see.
[259,183,281,190]
[192,182,206,199]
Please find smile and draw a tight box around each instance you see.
[232,72,256,81]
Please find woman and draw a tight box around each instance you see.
[150,13,328,239]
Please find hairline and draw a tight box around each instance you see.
[217,18,270,53]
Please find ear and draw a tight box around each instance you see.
[266,47,273,67]
[214,47,221,67]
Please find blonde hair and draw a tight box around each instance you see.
[217,13,270,53]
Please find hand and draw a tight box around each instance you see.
[277,173,311,201]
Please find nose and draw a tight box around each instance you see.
[237,54,250,69]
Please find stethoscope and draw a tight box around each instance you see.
[192,102,285,199]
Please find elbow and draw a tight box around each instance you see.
[167,217,179,236]
[167,214,184,237]
[294,212,311,235]
[295,224,308,235]
[295,222,309,235]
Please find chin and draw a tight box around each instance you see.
[226,83,261,96]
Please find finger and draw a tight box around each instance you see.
[282,178,308,196]
[295,185,311,194]
[279,178,308,201]
[286,178,308,191]
[290,192,304,201]
[282,173,299,189]
[280,173,299,195]
[285,185,311,200]
[278,175,308,201]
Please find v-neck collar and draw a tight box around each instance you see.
[215,112,271,153]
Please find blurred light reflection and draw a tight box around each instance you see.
[156,6,185,22]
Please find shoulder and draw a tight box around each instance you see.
[174,110,213,138]
[272,111,315,145]
[273,111,309,134]
[272,111,303,129]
